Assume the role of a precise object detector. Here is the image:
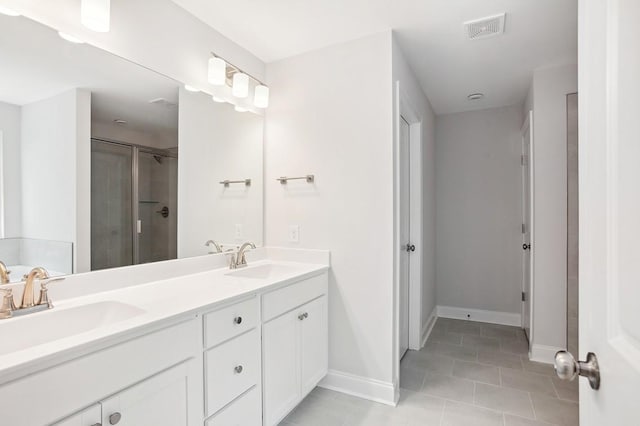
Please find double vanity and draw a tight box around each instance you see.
[0,249,329,426]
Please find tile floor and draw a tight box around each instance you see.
[279,318,579,426]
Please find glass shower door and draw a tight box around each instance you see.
[91,141,133,270]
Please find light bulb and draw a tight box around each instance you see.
[184,85,200,92]
[208,57,226,86]
[81,0,110,32]
[58,32,85,44]
[234,106,248,113]
[232,73,249,98]
[254,85,269,108]
[212,96,226,103]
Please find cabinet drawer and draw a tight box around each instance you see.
[205,328,260,416]
[205,386,261,426]
[262,272,327,322]
[204,297,258,349]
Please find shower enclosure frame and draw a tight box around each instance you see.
[91,137,177,267]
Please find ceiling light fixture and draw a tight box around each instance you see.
[208,57,226,86]
[254,85,269,109]
[467,93,484,101]
[184,84,200,92]
[58,32,85,44]
[0,6,20,16]
[232,72,249,98]
[81,0,110,32]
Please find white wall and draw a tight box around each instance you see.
[0,101,22,238]
[20,89,91,272]
[91,120,178,150]
[391,37,437,341]
[265,32,395,396]
[178,88,264,258]
[529,63,578,357]
[7,0,264,95]
[435,105,524,315]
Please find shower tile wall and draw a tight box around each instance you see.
[567,93,579,356]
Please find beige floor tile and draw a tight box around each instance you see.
[452,360,500,385]
[428,342,478,362]
[504,414,557,426]
[481,324,521,339]
[400,365,426,391]
[441,401,504,426]
[500,338,530,355]
[429,330,463,345]
[446,320,483,336]
[402,350,455,375]
[474,383,535,418]
[500,367,557,397]
[421,371,475,403]
[396,390,445,424]
[521,357,556,376]
[462,334,501,351]
[478,349,524,369]
[551,377,579,402]
[531,393,579,426]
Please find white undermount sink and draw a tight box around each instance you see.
[0,301,146,356]
[225,263,301,280]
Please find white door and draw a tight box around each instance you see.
[299,296,328,395]
[521,112,533,343]
[399,116,411,359]
[100,363,190,426]
[558,0,640,423]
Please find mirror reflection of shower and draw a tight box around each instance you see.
[91,139,178,270]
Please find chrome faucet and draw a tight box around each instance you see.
[205,240,223,254]
[0,267,63,319]
[0,261,10,284]
[230,242,256,269]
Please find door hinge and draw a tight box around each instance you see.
[521,223,526,234]
[521,291,526,302]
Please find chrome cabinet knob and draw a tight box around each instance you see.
[234,365,243,374]
[554,351,600,390]
[298,312,309,321]
[109,412,122,425]
[234,316,242,324]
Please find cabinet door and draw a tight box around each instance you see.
[100,362,190,426]
[299,296,328,395]
[262,310,299,426]
[53,404,101,426]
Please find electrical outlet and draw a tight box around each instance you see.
[289,225,300,243]
[235,224,243,240]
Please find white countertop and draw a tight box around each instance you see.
[0,258,328,385]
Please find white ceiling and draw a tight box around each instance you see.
[172,0,577,114]
[0,14,179,136]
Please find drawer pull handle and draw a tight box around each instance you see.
[234,316,243,325]
[298,312,309,321]
[235,365,244,374]
[109,412,122,425]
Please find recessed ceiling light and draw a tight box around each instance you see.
[114,119,127,124]
[58,32,85,44]
[0,6,20,16]
[184,84,200,92]
[467,93,484,101]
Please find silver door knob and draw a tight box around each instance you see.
[554,351,600,390]
[109,412,122,425]
[234,365,243,374]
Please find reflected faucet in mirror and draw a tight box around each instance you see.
[205,240,223,254]
[0,261,10,284]
[0,267,65,319]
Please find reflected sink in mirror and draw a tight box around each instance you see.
[0,301,146,356]
[225,264,302,280]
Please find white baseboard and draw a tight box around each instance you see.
[530,344,564,365]
[437,305,522,327]
[318,369,396,406]
[421,306,438,348]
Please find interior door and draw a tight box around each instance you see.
[565,0,640,423]
[399,116,411,359]
[521,112,533,343]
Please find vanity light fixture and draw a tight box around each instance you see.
[212,96,226,103]
[208,57,226,86]
[0,6,20,16]
[184,84,200,92]
[234,106,248,113]
[81,0,110,32]
[232,72,249,98]
[58,32,85,44]
[254,85,270,109]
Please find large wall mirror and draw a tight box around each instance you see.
[0,13,263,282]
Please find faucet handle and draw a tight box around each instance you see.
[0,288,15,319]
[37,277,65,308]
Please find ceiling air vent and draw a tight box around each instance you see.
[464,13,506,40]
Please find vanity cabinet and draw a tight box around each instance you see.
[55,405,101,426]
[262,274,328,426]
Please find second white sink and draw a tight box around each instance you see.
[225,263,301,280]
[0,301,146,356]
